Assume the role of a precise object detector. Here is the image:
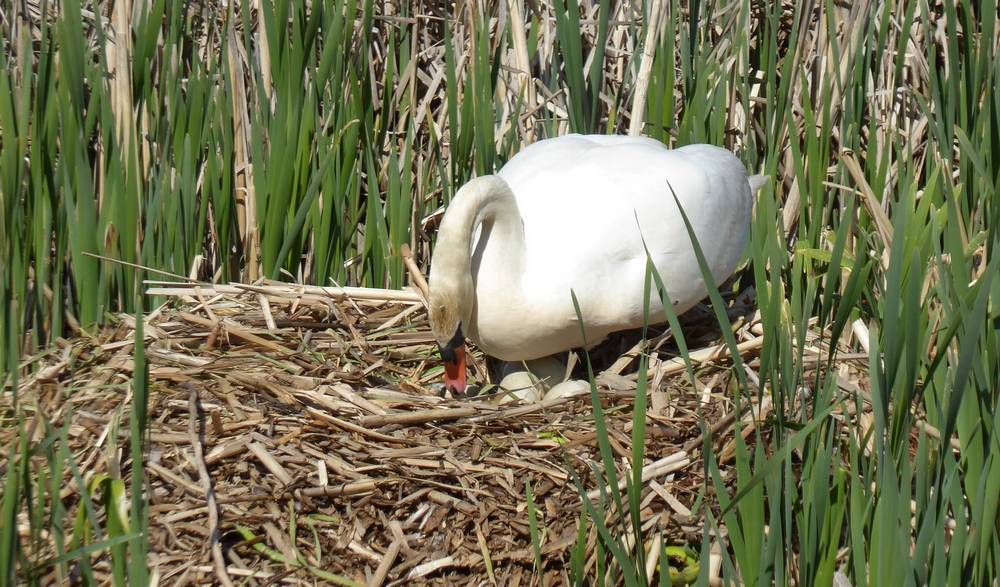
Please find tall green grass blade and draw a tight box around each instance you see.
[526,480,543,575]
[570,291,627,522]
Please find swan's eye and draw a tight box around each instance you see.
[438,324,465,362]
[450,323,464,346]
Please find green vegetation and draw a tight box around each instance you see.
[2,0,998,584]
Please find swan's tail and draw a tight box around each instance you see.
[748,174,769,194]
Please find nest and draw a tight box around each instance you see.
[5,278,785,585]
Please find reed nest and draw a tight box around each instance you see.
[2,275,853,586]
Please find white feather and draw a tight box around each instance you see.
[431,134,756,361]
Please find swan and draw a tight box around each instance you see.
[428,134,765,394]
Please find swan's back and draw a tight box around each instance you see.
[489,134,753,340]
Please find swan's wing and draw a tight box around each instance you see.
[497,136,753,328]
[498,134,666,189]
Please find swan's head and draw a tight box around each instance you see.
[428,274,474,395]
[428,175,513,394]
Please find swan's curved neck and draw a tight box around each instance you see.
[430,175,525,319]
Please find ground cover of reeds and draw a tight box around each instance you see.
[1,0,998,585]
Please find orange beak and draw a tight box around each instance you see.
[443,345,467,395]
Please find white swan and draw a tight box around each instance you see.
[428,134,765,394]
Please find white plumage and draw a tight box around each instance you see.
[428,134,763,387]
